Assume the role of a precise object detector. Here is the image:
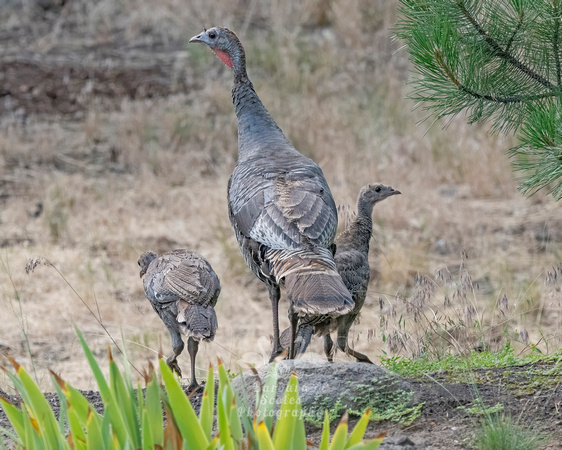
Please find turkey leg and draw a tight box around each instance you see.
[268,284,283,361]
[337,333,373,364]
[323,334,335,362]
[166,330,185,377]
[288,310,299,359]
[187,337,200,390]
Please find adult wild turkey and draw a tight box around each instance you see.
[280,183,401,363]
[138,249,220,390]
[189,27,353,360]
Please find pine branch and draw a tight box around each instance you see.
[396,0,562,199]
[434,49,555,104]
[553,1,561,86]
[455,0,557,92]
[505,12,524,54]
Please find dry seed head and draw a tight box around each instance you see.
[460,250,469,270]
[545,265,561,285]
[460,270,474,292]
[25,257,48,274]
[367,328,376,341]
[498,294,509,316]
[411,274,434,309]
[387,331,407,353]
[379,314,387,331]
[519,328,529,345]
[464,305,477,323]
[435,267,452,285]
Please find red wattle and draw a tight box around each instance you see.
[213,50,233,69]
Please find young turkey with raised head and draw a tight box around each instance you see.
[138,249,220,390]
[189,27,353,361]
[280,183,401,362]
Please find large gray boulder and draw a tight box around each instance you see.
[231,360,418,423]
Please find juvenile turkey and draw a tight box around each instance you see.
[138,249,220,390]
[189,27,353,360]
[280,183,401,362]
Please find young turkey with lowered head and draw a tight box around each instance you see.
[138,249,220,390]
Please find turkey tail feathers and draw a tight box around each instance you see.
[177,303,218,341]
[267,247,354,316]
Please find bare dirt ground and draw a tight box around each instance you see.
[1,0,561,448]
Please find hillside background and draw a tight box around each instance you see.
[0,0,560,390]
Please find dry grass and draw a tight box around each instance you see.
[0,0,560,391]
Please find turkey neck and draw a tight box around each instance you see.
[231,70,290,162]
[346,199,375,253]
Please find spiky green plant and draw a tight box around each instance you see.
[0,328,383,449]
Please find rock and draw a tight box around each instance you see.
[231,360,418,422]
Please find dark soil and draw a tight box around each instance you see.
[0,3,199,120]
[1,361,561,449]
[0,55,192,116]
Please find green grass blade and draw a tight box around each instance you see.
[256,421,275,450]
[11,359,61,447]
[75,328,112,402]
[347,437,384,450]
[145,369,164,447]
[256,363,278,432]
[318,411,331,450]
[346,409,371,448]
[0,396,24,439]
[217,360,234,414]
[109,349,141,447]
[162,401,182,449]
[204,436,219,450]
[232,369,256,445]
[328,412,349,450]
[22,404,41,450]
[66,406,87,450]
[229,397,244,443]
[52,378,69,438]
[86,409,104,449]
[217,383,235,450]
[159,358,209,449]
[75,328,128,447]
[120,329,134,391]
[141,407,154,450]
[272,373,305,450]
[101,411,116,450]
[51,370,95,427]
[199,363,215,439]
[138,379,144,419]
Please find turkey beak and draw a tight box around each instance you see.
[393,189,401,195]
[189,33,204,44]
[139,267,146,278]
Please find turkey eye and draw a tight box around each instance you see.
[208,30,216,39]
[375,186,381,192]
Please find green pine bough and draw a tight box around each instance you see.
[0,328,384,449]
[396,0,562,200]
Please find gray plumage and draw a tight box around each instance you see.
[189,27,353,360]
[138,249,220,389]
[280,183,401,362]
